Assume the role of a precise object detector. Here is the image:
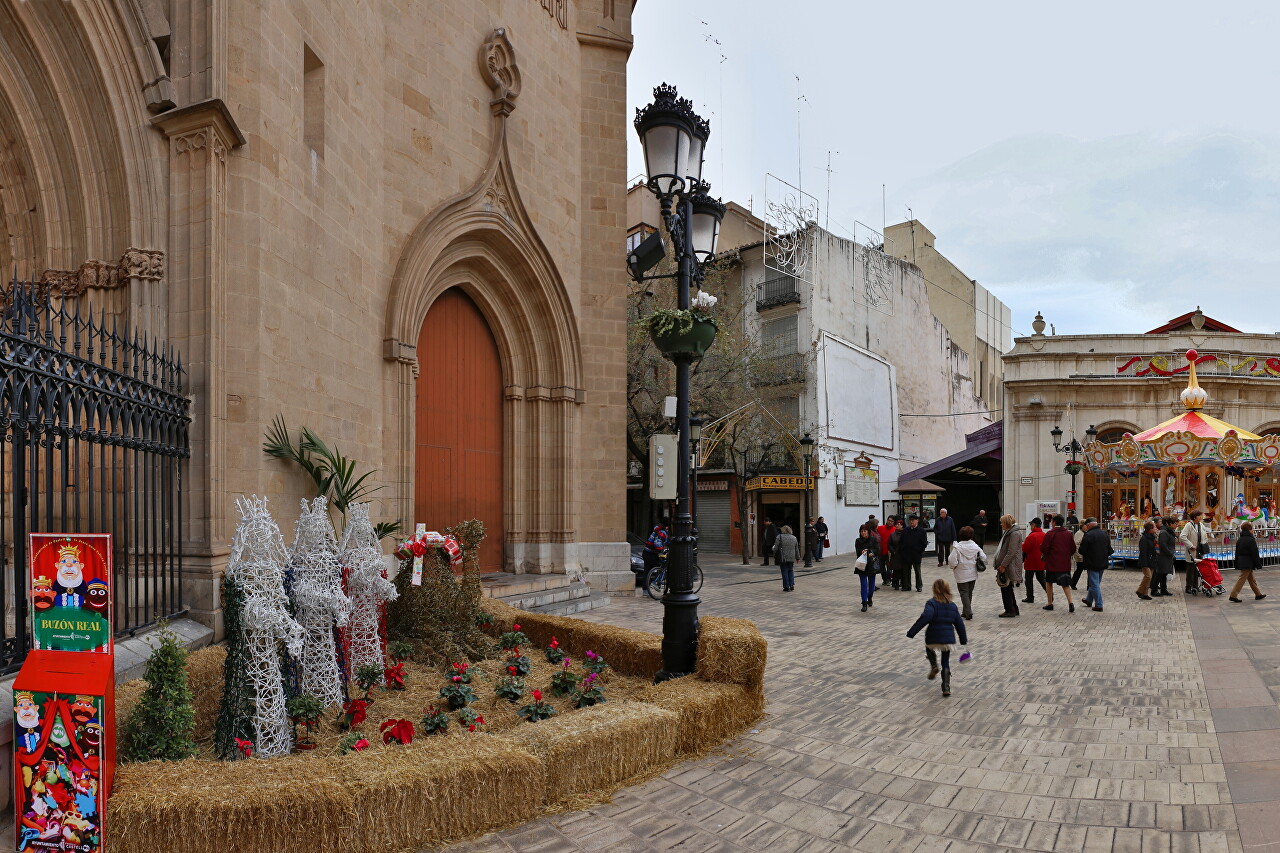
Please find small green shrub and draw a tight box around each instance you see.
[121,627,197,762]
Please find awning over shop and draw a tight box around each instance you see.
[897,421,1003,489]
[894,479,945,494]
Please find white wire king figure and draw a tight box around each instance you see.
[339,502,399,675]
[227,496,305,758]
[288,497,352,708]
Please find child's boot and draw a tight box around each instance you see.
[926,649,939,680]
[941,669,951,697]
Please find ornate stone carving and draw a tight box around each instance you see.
[173,128,227,164]
[118,247,165,280]
[538,0,568,28]
[479,28,521,111]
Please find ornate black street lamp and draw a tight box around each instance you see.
[634,84,725,681]
[1052,423,1097,523]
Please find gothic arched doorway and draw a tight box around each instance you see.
[415,288,504,571]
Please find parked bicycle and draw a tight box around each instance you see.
[643,552,704,601]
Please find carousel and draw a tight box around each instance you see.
[1082,349,1280,564]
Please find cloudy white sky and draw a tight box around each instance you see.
[627,0,1280,337]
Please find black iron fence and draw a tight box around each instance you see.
[0,281,190,672]
[756,274,801,310]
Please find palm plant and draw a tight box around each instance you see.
[263,415,402,540]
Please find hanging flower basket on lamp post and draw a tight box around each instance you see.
[1063,462,1084,477]
[641,308,718,360]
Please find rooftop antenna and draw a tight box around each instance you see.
[825,151,838,231]
[795,76,807,198]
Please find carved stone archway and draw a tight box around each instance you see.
[384,28,583,574]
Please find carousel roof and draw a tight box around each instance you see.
[1132,411,1261,443]
[1084,349,1280,471]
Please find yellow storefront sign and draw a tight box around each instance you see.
[744,475,815,492]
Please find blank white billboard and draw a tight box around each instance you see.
[822,334,894,450]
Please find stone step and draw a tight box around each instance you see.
[479,572,574,599]
[525,590,612,617]
[497,580,593,611]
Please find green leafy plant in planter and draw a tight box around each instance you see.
[336,732,370,754]
[1064,462,1084,477]
[438,682,477,710]
[121,626,197,762]
[573,671,606,708]
[582,650,610,677]
[457,707,486,732]
[286,694,326,751]
[421,705,450,735]
[517,689,556,723]
[544,636,566,664]
[549,658,579,698]
[498,623,529,651]
[353,664,383,701]
[504,651,531,677]
[496,666,526,703]
[637,308,718,359]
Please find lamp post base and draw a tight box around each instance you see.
[655,589,701,682]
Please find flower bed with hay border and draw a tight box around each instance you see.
[106,600,766,853]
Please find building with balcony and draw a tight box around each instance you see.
[625,184,1012,557]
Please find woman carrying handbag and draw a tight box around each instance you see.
[854,524,879,612]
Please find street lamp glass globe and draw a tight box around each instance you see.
[686,116,710,184]
[689,184,726,264]
[1050,425,1063,448]
[634,84,694,196]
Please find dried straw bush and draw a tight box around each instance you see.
[695,616,767,694]
[640,679,765,756]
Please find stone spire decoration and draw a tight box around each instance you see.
[288,497,352,708]
[226,496,304,758]
[339,503,399,676]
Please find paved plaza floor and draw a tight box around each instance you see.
[437,552,1280,853]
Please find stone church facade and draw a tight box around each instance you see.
[0,0,635,634]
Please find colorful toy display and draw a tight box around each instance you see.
[15,534,116,853]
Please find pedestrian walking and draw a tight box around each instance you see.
[934,508,957,566]
[1154,516,1177,596]
[970,510,989,548]
[899,515,929,592]
[1022,517,1046,603]
[814,516,829,562]
[1070,524,1087,588]
[1230,521,1268,602]
[642,522,668,575]
[760,518,778,566]
[877,516,895,582]
[773,525,799,591]
[947,525,983,619]
[855,524,878,611]
[1078,517,1114,612]
[1040,514,1077,613]
[1136,520,1157,600]
[906,579,968,698]
[888,518,904,589]
[804,518,818,565]
[994,515,1024,617]
[1180,510,1213,594]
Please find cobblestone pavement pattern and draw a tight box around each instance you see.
[436,553,1279,852]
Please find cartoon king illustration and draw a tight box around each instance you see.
[83,579,109,616]
[14,691,41,754]
[32,576,55,612]
[54,543,86,608]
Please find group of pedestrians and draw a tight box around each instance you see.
[851,514,931,610]
[1132,510,1268,603]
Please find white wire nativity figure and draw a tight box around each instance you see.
[288,496,353,708]
[227,496,305,758]
[339,502,399,676]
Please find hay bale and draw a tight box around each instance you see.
[116,645,226,747]
[486,600,662,679]
[502,701,677,805]
[695,616,767,694]
[107,735,544,853]
[639,679,764,756]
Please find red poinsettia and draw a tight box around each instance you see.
[532,689,543,702]
[380,718,415,745]
[549,637,560,650]
[385,661,406,690]
[353,738,370,751]
[341,698,369,729]
[234,738,253,758]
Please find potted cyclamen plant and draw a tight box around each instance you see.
[639,291,718,360]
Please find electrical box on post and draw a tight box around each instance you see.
[649,434,678,501]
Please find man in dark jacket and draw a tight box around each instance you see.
[934,509,957,566]
[970,510,989,547]
[813,517,829,562]
[1154,516,1177,596]
[898,515,929,592]
[760,518,777,566]
[1078,517,1114,612]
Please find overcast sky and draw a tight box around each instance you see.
[627,0,1280,338]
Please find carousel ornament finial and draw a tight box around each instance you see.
[1181,349,1208,411]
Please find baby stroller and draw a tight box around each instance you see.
[1196,557,1227,597]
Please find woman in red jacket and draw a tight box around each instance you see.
[1039,514,1077,613]
[1021,517,1046,604]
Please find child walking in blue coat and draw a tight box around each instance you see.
[907,579,968,697]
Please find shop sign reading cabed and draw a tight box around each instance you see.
[745,475,815,492]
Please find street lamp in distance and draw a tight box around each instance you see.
[801,432,815,568]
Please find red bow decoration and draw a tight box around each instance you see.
[380,718,415,745]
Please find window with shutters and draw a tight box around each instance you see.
[761,315,798,357]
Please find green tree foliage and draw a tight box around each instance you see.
[120,626,198,762]
[213,575,256,760]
